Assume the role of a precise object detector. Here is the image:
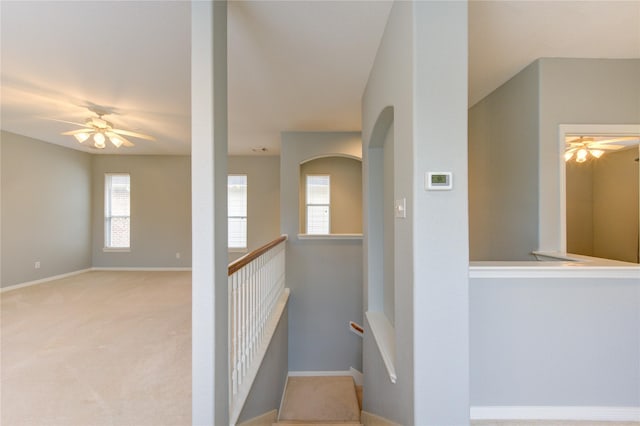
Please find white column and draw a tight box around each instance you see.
[192,1,228,425]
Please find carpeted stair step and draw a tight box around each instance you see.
[273,422,363,426]
[277,376,361,424]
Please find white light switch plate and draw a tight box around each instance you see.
[395,198,406,218]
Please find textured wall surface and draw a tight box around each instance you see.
[1,131,92,287]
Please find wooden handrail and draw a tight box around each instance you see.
[228,235,288,276]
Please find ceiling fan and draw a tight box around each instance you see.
[53,107,155,149]
[564,136,638,163]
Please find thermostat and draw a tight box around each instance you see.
[426,172,452,190]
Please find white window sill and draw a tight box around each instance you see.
[365,311,397,384]
[228,248,248,253]
[297,233,363,240]
[103,247,131,253]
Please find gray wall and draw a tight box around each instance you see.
[538,58,640,252]
[470,276,640,407]
[566,160,594,256]
[412,2,469,422]
[592,147,639,263]
[361,4,414,422]
[567,147,640,263]
[469,59,640,259]
[299,156,362,234]
[91,155,191,268]
[1,131,92,288]
[228,156,280,263]
[281,131,363,372]
[468,61,539,261]
[362,2,469,424]
[237,307,288,423]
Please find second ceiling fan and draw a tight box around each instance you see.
[564,136,638,163]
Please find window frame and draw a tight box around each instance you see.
[228,174,248,251]
[305,174,331,235]
[104,173,131,252]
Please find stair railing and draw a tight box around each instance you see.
[228,235,289,425]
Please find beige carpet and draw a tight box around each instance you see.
[278,376,361,424]
[1,271,191,426]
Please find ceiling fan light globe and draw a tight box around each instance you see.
[109,135,124,148]
[564,151,574,162]
[576,148,588,163]
[93,132,106,148]
[590,149,604,158]
[74,132,90,143]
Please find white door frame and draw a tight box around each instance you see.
[558,123,640,253]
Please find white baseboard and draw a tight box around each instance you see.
[1,267,192,293]
[1,268,92,293]
[289,368,364,386]
[350,367,364,386]
[91,267,192,272]
[470,406,640,422]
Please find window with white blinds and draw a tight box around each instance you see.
[105,174,130,248]
[306,174,330,234]
[228,175,248,249]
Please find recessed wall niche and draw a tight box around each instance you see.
[298,155,363,235]
[366,106,395,326]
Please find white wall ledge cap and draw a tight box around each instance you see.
[470,263,640,279]
[365,311,397,384]
[297,233,363,240]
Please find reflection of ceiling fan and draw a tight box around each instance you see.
[564,136,638,163]
[53,107,155,149]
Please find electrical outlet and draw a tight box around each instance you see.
[175,252,181,259]
[35,261,41,269]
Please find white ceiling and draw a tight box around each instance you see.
[1,1,639,156]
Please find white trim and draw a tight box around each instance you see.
[288,370,355,377]
[1,268,92,293]
[470,406,640,421]
[297,233,363,240]
[365,311,397,384]
[288,368,364,386]
[1,267,193,293]
[556,124,640,254]
[349,367,364,386]
[469,264,640,279]
[277,376,289,422]
[228,248,248,253]
[91,267,192,272]
[102,247,131,253]
[229,289,290,426]
[299,153,362,165]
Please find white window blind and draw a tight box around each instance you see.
[105,174,130,248]
[306,175,330,234]
[228,175,247,249]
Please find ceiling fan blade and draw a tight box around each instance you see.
[111,128,156,141]
[61,128,94,136]
[41,117,87,127]
[566,136,593,144]
[593,136,639,145]
[588,144,626,150]
[106,132,135,148]
[565,147,578,154]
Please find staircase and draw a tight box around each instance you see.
[274,376,363,426]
